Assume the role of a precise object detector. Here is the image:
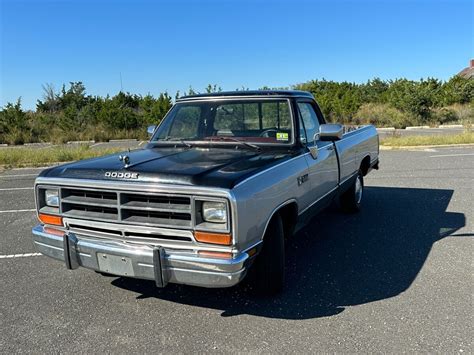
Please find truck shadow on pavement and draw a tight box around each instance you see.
[112,186,466,320]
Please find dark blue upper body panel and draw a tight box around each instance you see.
[39,146,302,189]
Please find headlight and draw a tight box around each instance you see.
[45,189,59,207]
[202,201,227,223]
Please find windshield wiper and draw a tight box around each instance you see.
[210,137,261,152]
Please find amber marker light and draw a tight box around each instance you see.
[43,227,65,237]
[247,247,257,257]
[38,213,63,226]
[194,231,232,246]
[198,251,233,259]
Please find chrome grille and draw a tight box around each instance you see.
[60,187,192,229]
[67,223,193,243]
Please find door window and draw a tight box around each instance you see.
[297,102,320,145]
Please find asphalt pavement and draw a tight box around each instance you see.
[0,147,472,353]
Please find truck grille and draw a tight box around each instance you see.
[60,187,192,229]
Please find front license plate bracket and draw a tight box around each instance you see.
[97,253,134,277]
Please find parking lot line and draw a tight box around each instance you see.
[0,187,34,191]
[429,153,474,158]
[0,209,36,213]
[0,253,42,259]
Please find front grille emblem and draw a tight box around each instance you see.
[105,171,139,179]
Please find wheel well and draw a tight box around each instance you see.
[360,155,371,176]
[275,202,298,239]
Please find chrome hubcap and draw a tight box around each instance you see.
[355,176,363,204]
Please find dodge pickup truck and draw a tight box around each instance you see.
[32,90,379,295]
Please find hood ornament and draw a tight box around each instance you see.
[119,154,130,168]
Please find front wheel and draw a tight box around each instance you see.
[251,214,285,295]
[340,171,364,213]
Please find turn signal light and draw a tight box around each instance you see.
[38,213,63,226]
[194,231,232,245]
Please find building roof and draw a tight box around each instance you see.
[458,60,474,79]
[177,90,314,101]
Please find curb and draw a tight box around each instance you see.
[380,143,474,150]
[67,140,95,144]
[0,161,74,170]
[24,143,52,146]
[438,124,464,129]
[108,139,138,142]
[405,126,431,130]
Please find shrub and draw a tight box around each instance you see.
[1,79,472,145]
[354,103,417,128]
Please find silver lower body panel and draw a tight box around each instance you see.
[32,224,249,288]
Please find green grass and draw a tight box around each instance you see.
[0,145,124,168]
[380,131,474,147]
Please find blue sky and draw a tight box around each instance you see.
[1,0,473,110]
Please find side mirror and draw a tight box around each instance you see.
[147,125,157,137]
[319,124,344,141]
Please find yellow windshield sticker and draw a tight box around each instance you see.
[276,132,289,141]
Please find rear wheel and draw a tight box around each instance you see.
[340,170,364,213]
[252,214,285,295]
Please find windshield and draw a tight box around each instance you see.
[151,99,294,145]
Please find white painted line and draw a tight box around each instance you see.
[0,253,42,259]
[0,209,36,213]
[429,153,474,158]
[0,173,37,178]
[0,187,34,191]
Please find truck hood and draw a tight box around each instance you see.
[39,146,299,189]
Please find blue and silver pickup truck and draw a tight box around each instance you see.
[32,90,379,295]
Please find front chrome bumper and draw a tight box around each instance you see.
[32,224,250,288]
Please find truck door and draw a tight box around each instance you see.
[297,101,339,213]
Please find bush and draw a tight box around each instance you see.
[1,79,472,145]
[354,103,417,128]
[431,107,459,125]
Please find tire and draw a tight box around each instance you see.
[252,214,285,296]
[340,170,364,213]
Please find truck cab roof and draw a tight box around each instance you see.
[177,90,314,101]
